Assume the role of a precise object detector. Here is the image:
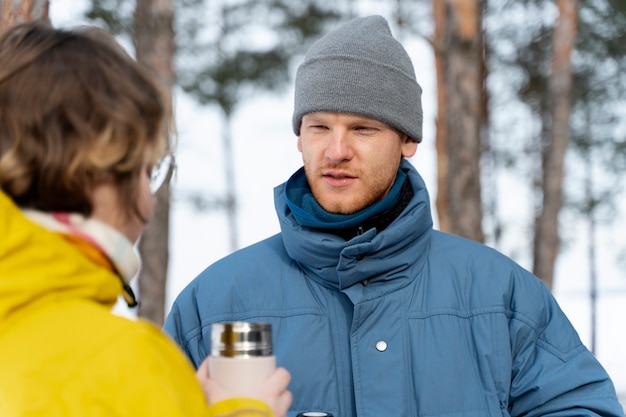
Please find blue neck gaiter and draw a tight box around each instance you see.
[285,167,407,230]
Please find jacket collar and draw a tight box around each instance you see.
[22,210,139,307]
[0,191,124,324]
[275,159,432,292]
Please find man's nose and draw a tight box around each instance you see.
[325,129,353,162]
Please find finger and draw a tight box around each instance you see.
[275,390,293,417]
[265,367,291,390]
[201,376,233,405]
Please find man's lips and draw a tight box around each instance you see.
[322,170,357,187]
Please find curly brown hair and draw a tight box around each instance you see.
[0,21,173,220]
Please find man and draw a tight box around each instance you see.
[165,15,624,417]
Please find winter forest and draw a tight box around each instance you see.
[2,0,625,402]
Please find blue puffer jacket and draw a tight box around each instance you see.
[165,160,624,417]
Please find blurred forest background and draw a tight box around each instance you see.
[2,0,625,401]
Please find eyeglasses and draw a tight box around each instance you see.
[149,153,176,194]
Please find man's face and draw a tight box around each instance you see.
[297,112,417,214]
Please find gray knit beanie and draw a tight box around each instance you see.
[292,15,423,142]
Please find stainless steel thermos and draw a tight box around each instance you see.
[208,322,276,395]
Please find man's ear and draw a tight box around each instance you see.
[401,135,418,158]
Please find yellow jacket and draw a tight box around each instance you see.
[0,191,272,416]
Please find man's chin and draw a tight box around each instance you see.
[317,199,367,215]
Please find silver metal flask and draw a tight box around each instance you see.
[208,322,276,394]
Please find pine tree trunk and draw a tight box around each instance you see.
[433,0,450,232]
[0,0,48,30]
[134,0,175,325]
[433,0,485,242]
[532,0,578,289]
[221,110,239,252]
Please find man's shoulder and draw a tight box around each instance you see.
[427,229,540,289]
[202,233,290,274]
[180,232,296,294]
[229,233,287,259]
[430,229,517,265]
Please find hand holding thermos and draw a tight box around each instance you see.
[196,322,292,417]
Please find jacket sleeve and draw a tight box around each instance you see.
[60,319,212,417]
[208,398,274,417]
[164,283,210,368]
[507,272,624,417]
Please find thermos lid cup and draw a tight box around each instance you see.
[211,322,272,357]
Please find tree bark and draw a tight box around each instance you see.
[0,0,48,30]
[432,0,485,242]
[433,0,450,232]
[532,0,578,289]
[134,0,175,325]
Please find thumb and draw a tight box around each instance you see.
[195,357,210,385]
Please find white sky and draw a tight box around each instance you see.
[49,0,626,403]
